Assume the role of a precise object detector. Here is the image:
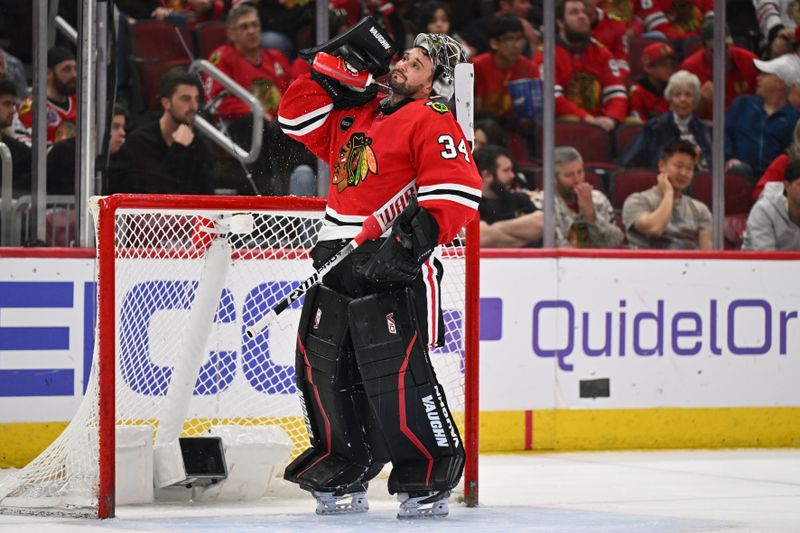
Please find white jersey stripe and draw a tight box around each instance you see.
[418,183,482,197]
[418,194,481,210]
[277,104,334,126]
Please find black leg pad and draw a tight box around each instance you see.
[349,288,464,494]
[284,283,385,493]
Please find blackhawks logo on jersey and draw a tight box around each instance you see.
[332,132,378,193]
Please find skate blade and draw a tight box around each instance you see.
[397,498,449,519]
[314,491,369,515]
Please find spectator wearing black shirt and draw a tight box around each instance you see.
[114,68,215,194]
[476,144,543,247]
[0,77,31,197]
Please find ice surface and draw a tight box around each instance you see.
[1,449,799,532]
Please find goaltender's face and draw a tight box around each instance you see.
[389,48,434,99]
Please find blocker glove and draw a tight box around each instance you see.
[360,197,440,283]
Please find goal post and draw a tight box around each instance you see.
[0,194,479,518]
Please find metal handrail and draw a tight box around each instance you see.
[55,15,78,44]
[189,59,264,164]
[0,142,12,246]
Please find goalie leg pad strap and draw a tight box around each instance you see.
[349,288,464,494]
[284,284,385,493]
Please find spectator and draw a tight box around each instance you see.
[742,158,800,250]
[473,15,539,121]
[207,3,305,195]
[476,144,543,247]
[415,1,454,35]
[725,53,800,182]
[622,138,712,249]
[150,0,226,27]
[256,0,314,60]
[628,42,675,122]
[587,0,630,76]
[753,0,796,58]
[0,77,31,197]
[0,48,28,98]
[534,0,628,131]
[679,20,758,120]
[47,105,130,195]
[16,47,77,147]
[497,0,539,56]
[634,0,713,40]
[620,69,712,169]
[752,118,800,200]
[474,116,508,150]
[530,146,624,247]
[114,68,215,194]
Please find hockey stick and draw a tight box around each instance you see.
[454,63,475,148]
[245,181,416,339]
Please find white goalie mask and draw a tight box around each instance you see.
[413,33,468,100]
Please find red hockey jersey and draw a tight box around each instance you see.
[628,77,669,121]
[534,39,628,123]
[277,74,482,245]
[207,44,291,120]
[634,0,713,39]
[472,52,539,118]
[679,46,758,120]
[592,8,630,76]
[17,95,77,147]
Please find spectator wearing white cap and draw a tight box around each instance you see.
[725,53,800,183]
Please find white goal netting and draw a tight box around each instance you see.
[0,195,471,518]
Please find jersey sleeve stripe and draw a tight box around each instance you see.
[418,193,480,210]
[278,104,333,136]
[418,183,482,197]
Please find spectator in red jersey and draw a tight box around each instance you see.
[16,47,77,148]
[473,15,539,121]
[587,0,630,77]
[679,20,759,121]
[149,0,227,28]
[634,0,713,40]
[628,41,675,122]
[534,0,628,131]
[207,3,308,195]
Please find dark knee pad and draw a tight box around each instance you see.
[349,288,464,494]
[284,284,382,493]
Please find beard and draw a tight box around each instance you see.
[53,76,76,97]
[564,25,591,45]
[389,71,424,98]
[169,107,195,126]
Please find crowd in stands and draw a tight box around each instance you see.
[1,0,800,250]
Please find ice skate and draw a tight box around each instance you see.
[396,490,450,519]
[313,490,369,515]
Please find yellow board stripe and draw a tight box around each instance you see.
[4,408,800,468]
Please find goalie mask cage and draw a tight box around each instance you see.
[0,194,480,518]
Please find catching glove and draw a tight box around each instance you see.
[359,197,440,283]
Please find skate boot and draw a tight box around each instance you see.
[313,490,369,515]
[396,490,450,519]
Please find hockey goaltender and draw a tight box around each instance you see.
[276,17,482,519]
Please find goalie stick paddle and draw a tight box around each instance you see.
[245,181,416,339]
[454,62,475,148]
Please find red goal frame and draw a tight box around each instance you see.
[94,194,480,518]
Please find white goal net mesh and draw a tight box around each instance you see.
[0,196,469,517]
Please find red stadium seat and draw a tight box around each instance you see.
[691,173,755,215]
[506,131,538,168]
[195,21,228,59]
[554,121,612,164]
[129,21,194,111]
[612,169,658,210]
[614,123,644,160]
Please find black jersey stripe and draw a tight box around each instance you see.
[278,111,329,133]
[418,188,482,203]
